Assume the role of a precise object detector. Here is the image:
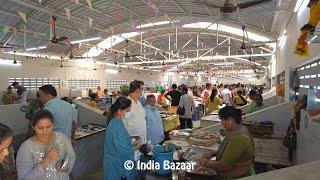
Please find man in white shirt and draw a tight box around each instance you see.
[221,84,233,106]
[123,80,147,144]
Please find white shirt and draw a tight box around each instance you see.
[123,96,147,143]
[221,88,232,105]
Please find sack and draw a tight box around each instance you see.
[177,106,185,116]
[283,120,297,161]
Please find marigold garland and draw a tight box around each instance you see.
[294,0,320,57]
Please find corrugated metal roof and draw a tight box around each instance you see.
[0,0,293,71]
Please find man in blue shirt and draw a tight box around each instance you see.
[144,94,164,145]
[38,85,75,141]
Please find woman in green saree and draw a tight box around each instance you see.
[196,106,255,180]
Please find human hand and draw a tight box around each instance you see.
[202,152,214,159]
[44,148,59,162]
[41,148,59,168]
[56,161,70,172]
[193,158,207,167]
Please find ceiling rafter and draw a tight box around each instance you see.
[170,0,188,14]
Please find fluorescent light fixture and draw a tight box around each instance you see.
[316,98,320,103]
[179,75,184,79]
[182,22,271,42]
[105,69,118,74]
[305,65,310,69]
[71,37,101,44]
[311,75,317,78]
[311,63,318,67]
[0,59,21,66]
[26,46,47,51]
[84,32,141,57]
[294,0,304,12]
[305,75,310,79]
[136,21,171,28]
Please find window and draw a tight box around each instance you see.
[296,59,320,96]
[9,77,60,90]
[68,79,100,89]
[105,80,127,89]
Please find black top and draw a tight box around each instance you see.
[16,85,26,95]
[165,90,182,106]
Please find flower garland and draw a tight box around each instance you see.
[294,0,320,56]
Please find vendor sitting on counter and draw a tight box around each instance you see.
[195,106,255,179]
[157,89,167,106]
[88,93,99,108]
[247,94,268,114]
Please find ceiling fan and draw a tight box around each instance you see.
[199,0,271,13]
[50,16,69,44]
[66,44,86,59]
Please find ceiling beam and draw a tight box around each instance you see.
[0,10,77,34]
[170,0,187,14]
[122,53,274,65]
[199,0,214,16]
[271,0,282,33]
[112,1,142,17]
[122,32,275,53]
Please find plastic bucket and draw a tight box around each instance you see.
[152,145,174,175]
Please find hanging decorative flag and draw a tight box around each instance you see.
[86,0,93,11]
[155,6,160,15]
[130,20,137,31]
[108,25,114,34]
[18,11,27,24]
[114,11,121,22]
[76,43,82,51]
[0,25,4,36]
[71,0,79,5]
[64,8,71,20]
[147,0,153,6]
[3,26,9,33]
[151,4,156,9]
[89,17,93,27]
[79,29,85,36]
[39,0,42,4]
[63,39,71,45]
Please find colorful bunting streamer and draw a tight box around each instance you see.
[130,20,137,31]
[64,8,71,20]
[71,0,79,5]
[0,25,4,36]
[108,25,114,34]
[147,0,153,6]
[79,29,85,36]
[89,17,93,27]
[155,6,160,15]
[86,0,93,11]
[114,11,121,22]
[18,11,27,24]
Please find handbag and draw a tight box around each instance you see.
[177,106,185,116]
[283,120,297,161]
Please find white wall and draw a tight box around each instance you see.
[276,1,320,74]
[0,59,165,91]
[276,1,320,99]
